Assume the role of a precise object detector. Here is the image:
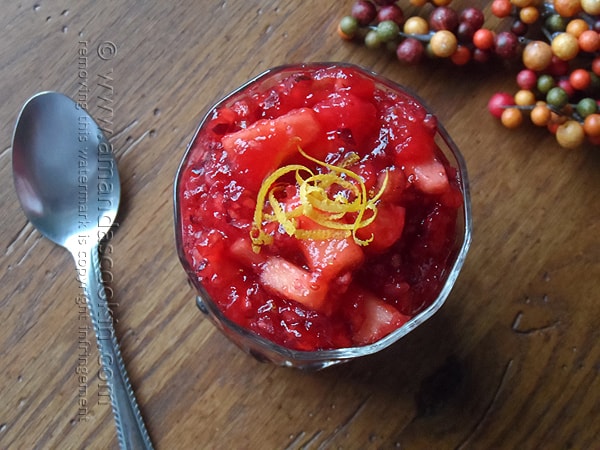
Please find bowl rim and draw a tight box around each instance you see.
[173,61,472,363]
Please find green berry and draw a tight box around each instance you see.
[537,74,555,94]
[546,87,569,109]
[365,29,382,48]
[376,20,400,43]
[339,16,359,37]
[545,14,567,33]
[576,98,598,118]
[588,73,600,94]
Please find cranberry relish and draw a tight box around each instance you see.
[178,65,463,351]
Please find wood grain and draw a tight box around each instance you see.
[1,1,599,449]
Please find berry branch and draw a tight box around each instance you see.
[337,0,600,149]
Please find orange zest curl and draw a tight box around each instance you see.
[251,147,388,253]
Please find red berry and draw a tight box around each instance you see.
[516,69,537,90]
[511,19,529,36]
[587,133,600,145]
[457,21,477,42]
[491,0,512,18]
[457,7,485,42]
[472,48,492,63]
[488,92,515,118]
[429,6,459,32]
[352,0,377,26]
[459,7,485,30]
[396,38,425,64]
[558,78,575,97]
[377,5,404,25]
[450,45,471,65]
[473,28,495,50]
[592,57,600,76]
[569,69,592,90]
[547,121,560,135]
[494,31,520,59]
[579,30,600,52]
[548,55,571,76]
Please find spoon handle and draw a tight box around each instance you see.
[76,244,154,450]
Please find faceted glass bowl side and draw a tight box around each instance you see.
[174,63,472,370]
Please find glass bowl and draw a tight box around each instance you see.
[174,62,472,370]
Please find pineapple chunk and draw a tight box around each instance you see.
[260,257,327,311]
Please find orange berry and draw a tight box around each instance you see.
[519,6,540,24]
[430,30,458,58]
[556,120,585,148]
[403,16,429,35]
[551,33,579,60]
[530,103,552,126]
[553,0,583,17]
[337,24,353,40]
[501,108,523,128]
[547,108,569,133]
[432,0,453,5]
[583,113,600,136]
[522,40,553,71]
[550,110,568,125]
[512,0,534,7]
[581,0,600,14]
[563,104,574,116]
[579,30,600,53]
[566,18,589,37]
[515,89,536,105]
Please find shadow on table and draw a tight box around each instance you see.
[311,301,512,444]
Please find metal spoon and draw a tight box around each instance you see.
[12,92,153,450]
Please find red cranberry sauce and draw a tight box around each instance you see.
[178,66,463,351]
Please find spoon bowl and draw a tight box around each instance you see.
[12,91,119,249]
[12,92,153,449]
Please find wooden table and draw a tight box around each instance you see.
[1,1,599,448]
